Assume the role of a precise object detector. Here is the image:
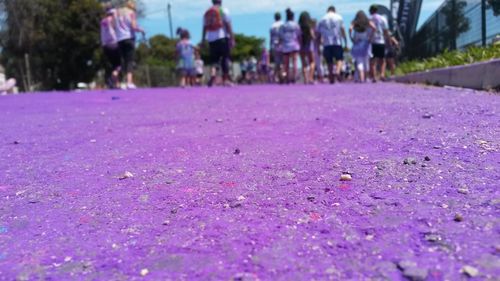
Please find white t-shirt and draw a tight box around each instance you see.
[0,73,5,88]
[115,7,136,42]
[270,21,283,51]
[317,12,344,47]
[195,59,204,75]
[371,13,388,44]
[205,7,231,42]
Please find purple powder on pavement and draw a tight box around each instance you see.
[0,83,498,280]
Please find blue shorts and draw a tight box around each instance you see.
[323,45,344,65]
[271,49,283,65]
[178,68,196,77]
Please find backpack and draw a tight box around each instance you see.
[204,6,224,31]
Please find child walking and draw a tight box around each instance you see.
[176,30,197,87]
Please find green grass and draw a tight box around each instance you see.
[396,44,500,76]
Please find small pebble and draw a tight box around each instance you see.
[422,113,433,119]
[340,174,352,181]
[457,187,469,195]
[90,139,97,143]
[404,158,417,165]
[403,267,428,281]
[454,213,464,222]
[234,148,241,155]
[397,260,417,270]
[13,141,20,145]
[424,233,442,243]
[461,265,479,277]
[140,268,149,276]
[424,156,431,161]
[119,171,134,180]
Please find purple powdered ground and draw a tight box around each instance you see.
[0,83,499,280]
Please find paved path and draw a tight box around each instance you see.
[0,84,499,280]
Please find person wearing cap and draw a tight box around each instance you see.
[115,0,145,90]
[202,0,235,87]
[270,12,284,83]
[100,4,120,89]
[316,6,347,84]
[369,4,389,82]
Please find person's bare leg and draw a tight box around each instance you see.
[308,52,315,84]
[370,58,376,81]
[336,60,343,79]
[300,52,308,84]
[127,72,133,85]
[180,75,186,88]
[283,54,290,83]
[291,53,298,83]
[388,58,396,76]
[327,63,334,83]
[381,59,387,80]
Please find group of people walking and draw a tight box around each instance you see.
[100,0,400,89]
[100,0,145,90]
[270,5,399,84]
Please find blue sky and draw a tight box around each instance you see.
[139,0,445,43]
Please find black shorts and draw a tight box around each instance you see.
[372,44,386,59]
[103,46,121,71]
[118,39,136,73]
[209,39,230,64]
[208,38,231,75]
[323,45,344,65]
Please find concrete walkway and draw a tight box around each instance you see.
[0,84,498,280]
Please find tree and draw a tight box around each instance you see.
[0,0,103,90]
[134,34,178,87]
[442,0,470,50]
[488,0,500,16]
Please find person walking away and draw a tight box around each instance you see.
[316,6,347,84]
[202,0,235,87]
[369,5,389,82]
[100,5,121,89]
[115,1,145,90]
[350,10,375,83]
[311,19,324,83]
[248,56,258,84]
[176,30,197,88]
[298,12,316,84]
[385,32,400,78]
[195,52,205,86]
[270,13,284,84]
[239,59,248,84]
[259,47,271,83]
[280,8,301,84]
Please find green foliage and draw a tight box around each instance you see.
[489,0,500,16]
[0,0,102,90]
[232,34,265,62]
[396,45,500,75]
[136,34,177,67]
[134,34,178,87]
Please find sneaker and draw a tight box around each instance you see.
[126,83,137,90]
